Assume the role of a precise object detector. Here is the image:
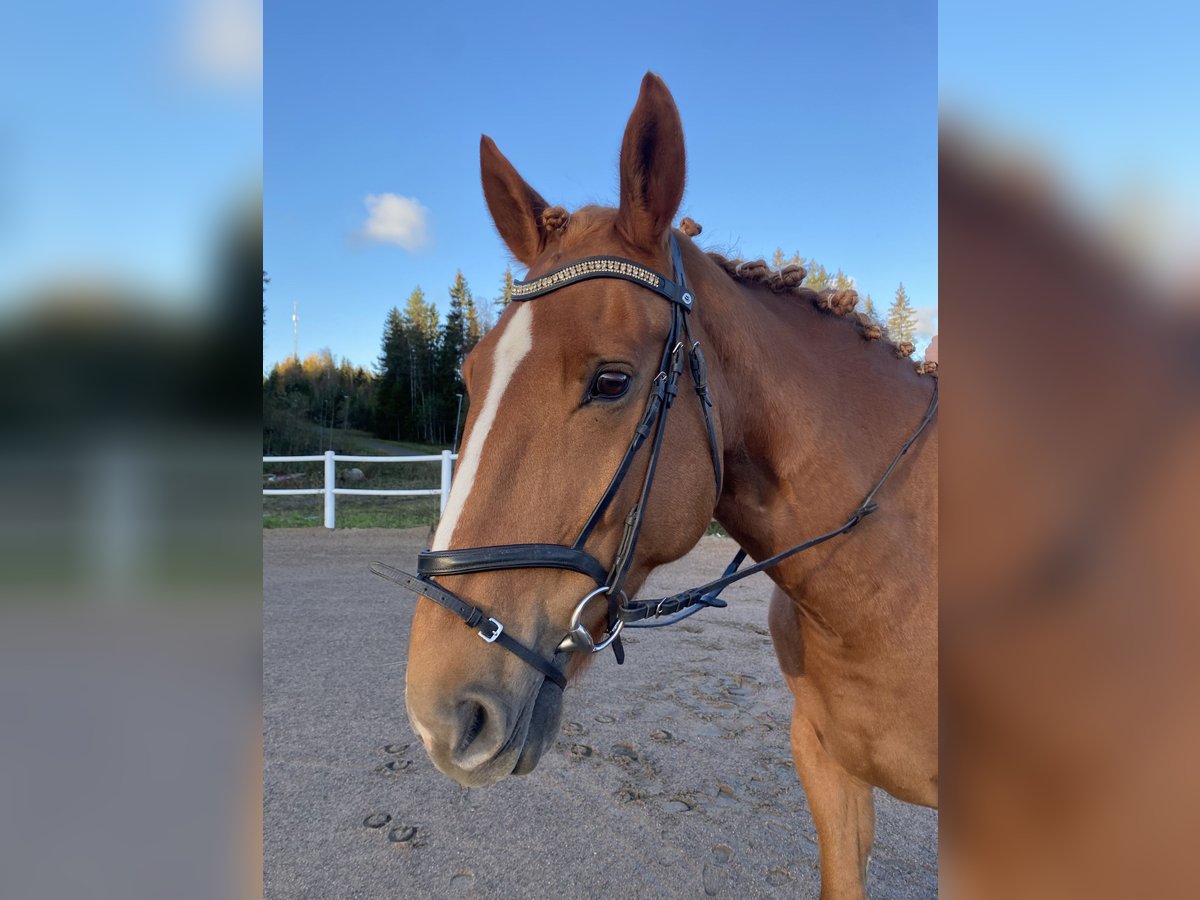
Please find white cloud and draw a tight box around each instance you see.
[361,193,431,251]
[914,305,939,338]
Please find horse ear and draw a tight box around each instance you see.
[480,135,549,266]
[617,72,686,251]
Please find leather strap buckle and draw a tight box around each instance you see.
[478,617,504,643]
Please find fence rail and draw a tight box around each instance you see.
[263,449,457,529]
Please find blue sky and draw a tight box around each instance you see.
[6,2,1192,375]
[0,0,261,308]
[940,1,1200,197]
[265,0,938,370]
[940,1,1200,283]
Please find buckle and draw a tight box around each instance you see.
[655,595,680,617]
[478,617,504,643]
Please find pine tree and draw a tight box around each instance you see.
[402,287,439,442]
[464,293,483,346]
[376,307,404,373]
[497,267,514,308]
[887,282,918,349]
[803,260,830,292]
[832,269,854,291]
[402,286,439,343]
[436,272,474,443]
[375,306,411,441]
[770,249,805,270]
[862,294,877,320]
[443,271,471,373]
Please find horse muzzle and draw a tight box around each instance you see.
[407,671,564,787]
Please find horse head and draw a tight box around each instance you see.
[403,74,724,786]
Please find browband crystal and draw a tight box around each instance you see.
[512,256,666,300]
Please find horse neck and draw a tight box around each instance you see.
[689,254,936,588]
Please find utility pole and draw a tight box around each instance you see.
[409,347,417,442]
[292,301,299,362]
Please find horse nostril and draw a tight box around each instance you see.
[451,697,506,770]
[458,702,487,752]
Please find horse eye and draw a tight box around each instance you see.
[591,371,630,400]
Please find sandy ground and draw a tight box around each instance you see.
[264,528,937,898]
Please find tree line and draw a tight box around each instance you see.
[374,271,496,445]
[263,269,512,453]
[263,254,923,453]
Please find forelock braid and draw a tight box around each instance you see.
[541,206,569,233]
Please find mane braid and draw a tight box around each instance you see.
[701,245,934,376]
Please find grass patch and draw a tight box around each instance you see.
[263,434,450,531]
[264,490,728,535]
[263,495,440,529]
[339,430,448,455]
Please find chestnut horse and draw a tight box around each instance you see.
[402,73,937,899]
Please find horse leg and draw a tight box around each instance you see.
[768,587,875,899]
[791,711,876,899]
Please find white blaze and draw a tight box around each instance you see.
[431,302,534,551]
[405,687,436,750]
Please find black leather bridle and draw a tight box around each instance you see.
[372,233,938,691]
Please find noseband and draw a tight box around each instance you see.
[372,233,938,691]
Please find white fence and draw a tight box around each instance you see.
[263,450,457,529]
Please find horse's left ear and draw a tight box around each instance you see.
[617,72,686,251]
[480,135,550,267]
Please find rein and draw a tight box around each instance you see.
[372,234,937,689]
[621,376,938,627]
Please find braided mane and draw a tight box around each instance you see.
[678,217,936,375]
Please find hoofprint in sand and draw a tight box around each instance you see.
[264,527,937,898]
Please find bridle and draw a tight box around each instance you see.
[372,233,938,691]
[372,234,717,689]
